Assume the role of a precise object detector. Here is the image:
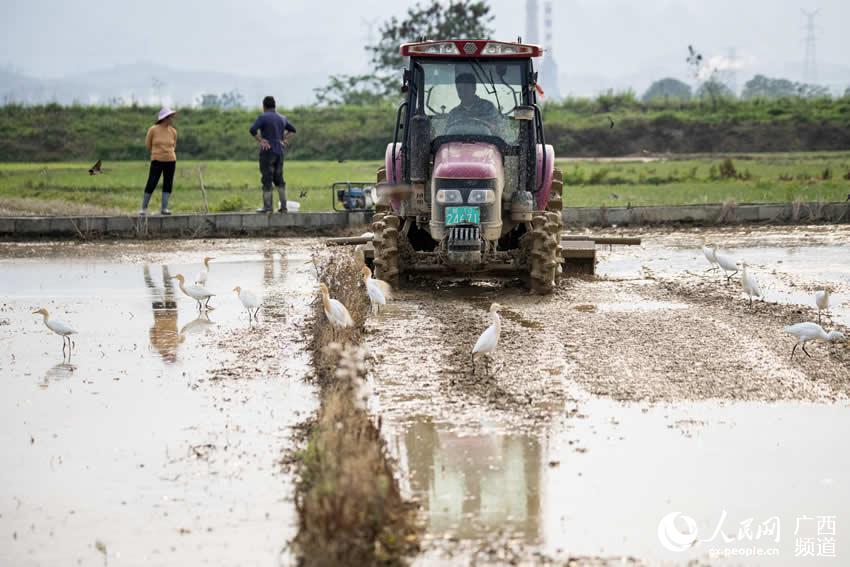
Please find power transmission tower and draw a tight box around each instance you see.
[802,9,819,84]
[725,47,738,96]
[361,17,379,70]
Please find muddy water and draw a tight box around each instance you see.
[366,226,850,565]
[0,240,318,567]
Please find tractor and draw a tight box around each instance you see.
[371,38,564,294]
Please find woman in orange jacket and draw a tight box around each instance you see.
[140,107,178,216]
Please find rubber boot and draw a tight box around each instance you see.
[160,191,172,215]
[139,192,153,216]
[256,190,273,213]
[276,184,288,213]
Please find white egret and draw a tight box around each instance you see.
[714,251,739,282]
[814,289,831,323]
[741,262,762,307]
[319,283,354,340]
[784,322,846,360]
[172,274,215,311]
[472,303,502,375]
[702,242,718,271]
[33,308,77,355]
[233,285,261,320]
[361,266,392,314]
[194,257,214,286]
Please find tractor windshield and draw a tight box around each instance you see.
[417,59,527,145]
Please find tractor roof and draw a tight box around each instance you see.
[400,40,542,59]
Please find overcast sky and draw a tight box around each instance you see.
[2,0,849,94]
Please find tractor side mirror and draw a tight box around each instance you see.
[511,106,535,121]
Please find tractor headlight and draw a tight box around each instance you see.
[467,189,496,204]
[436,189,463,204]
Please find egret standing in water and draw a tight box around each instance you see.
[319,283,354,340]
[741,262,762,307]
[784,322,845,360]
[472,303,502,375]
[233,286,261,321]
[172,274,215,311]
[702,242,718,271]
[361,266,392,314]
[714,251,739,282]
[32,308,77,356]
[814,289,831,323]
[195,257,214,286]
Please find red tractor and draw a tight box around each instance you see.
[371,39,564,293]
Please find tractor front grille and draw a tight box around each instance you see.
[447,226,481,252]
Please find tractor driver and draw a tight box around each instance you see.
[446,73,500,136]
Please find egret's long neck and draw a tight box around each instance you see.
[321,291,331,312]
[493,312,501,335]
[818,327,829,340]
[41,312,49,323]
[178,280,188,294]
[204,258,210,268]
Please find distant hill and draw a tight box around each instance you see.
[0,62,325,107]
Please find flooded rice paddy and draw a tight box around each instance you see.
[1,225,849,566]
[0,239,318,566]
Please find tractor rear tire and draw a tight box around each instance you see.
[547,168,565,284]
[529,211,561,294]
[372,213,400,288]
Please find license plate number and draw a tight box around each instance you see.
[445,206,480,225]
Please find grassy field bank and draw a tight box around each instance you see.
[1,153,848,215]
[2,97,850,162]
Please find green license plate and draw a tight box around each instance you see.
[445,206,480,225]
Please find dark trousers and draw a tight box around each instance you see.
[259,151,285,190]
[144,160,176,194]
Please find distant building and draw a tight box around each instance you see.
[527,0,561,100]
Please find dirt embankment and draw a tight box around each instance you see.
[292,251,420,567]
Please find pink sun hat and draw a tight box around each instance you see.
[156,107,177,123]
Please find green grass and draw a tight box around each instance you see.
[1,153,848,214]
[0,160,383,214]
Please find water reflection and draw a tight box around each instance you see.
[143,264,180,363]
[180,312,214,336]
[42,362,76,386]
[402,419,541,540]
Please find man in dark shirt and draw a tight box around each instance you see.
[446,73,500,135]
[249,96,297,213]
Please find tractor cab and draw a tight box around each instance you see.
[373,40,564,293]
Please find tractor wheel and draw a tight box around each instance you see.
[529,210,562,294]
[547,168,565,283]
[371,213,400,288]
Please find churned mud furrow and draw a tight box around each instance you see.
[530,277,849,402]
[367,284,574,433]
